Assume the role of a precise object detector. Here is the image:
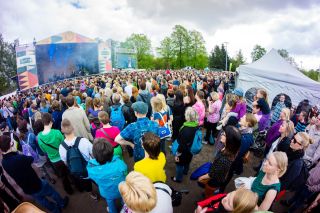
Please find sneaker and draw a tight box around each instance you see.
[90,192,99,201]
[202,141,208,144]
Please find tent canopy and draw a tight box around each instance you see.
[236,49,320,106]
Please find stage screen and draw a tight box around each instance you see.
[35,43,99,85]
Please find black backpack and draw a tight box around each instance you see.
[61,137,88,178]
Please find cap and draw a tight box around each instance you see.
[132,101,148,115]
[232,88,244,97]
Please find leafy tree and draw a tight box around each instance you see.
[277,49,289,59]
[0,34,17,94]
[157,37,175,69]
[251,44,266,62]
[171,25,189,68]
[189,30,208,69]
[302,70,320,82]
[208,44,230,70]
[230,49,246,71]
[122,33,152,68]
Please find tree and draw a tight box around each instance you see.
[0,34,17,94]
[251,45,266,62]
[277,48,298,67]
[122,33,152,68]
[230,49,246,71]
[157,37,175,69]
[189,30,208,69]
[171,25,189,68]
[208,44,230,70]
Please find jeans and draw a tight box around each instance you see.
[31,180,65,213]
[6,117,13,130]
[106,199,118,213]
[160,139,166,155]
[175,164,190,182]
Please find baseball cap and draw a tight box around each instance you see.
[132,101,148,115]
[232,88,244,97]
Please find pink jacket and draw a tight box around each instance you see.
[207,100,222,124]
[193,101,205,126]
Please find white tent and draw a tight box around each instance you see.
[236,49,320,106]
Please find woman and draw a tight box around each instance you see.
[88,97,102,118]
[85,97,93,116]
[217,82,224,101]
[95,111,123,159]
[172,90,186,141]
[122,94,136,127]
[231,88,247,120]
[251,151,288,211]
[39,98,50,113]
[204,92,222,144]
[119,171,173,213]
[192,91,206,126]
[51,100,63,131]
[281,132,312,191]
[198,126,241,198]
[87,138,127,213]
[172,107,199,183]
[130,86,139,104]
[184,85,196,108]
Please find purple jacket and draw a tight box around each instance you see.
[231,101,247,120]
[258,112,271,132]
[265,120,282,146]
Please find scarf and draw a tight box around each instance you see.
[286,147,304,162]
[179,121,198,131]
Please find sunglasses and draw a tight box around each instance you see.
[292,137,302,146]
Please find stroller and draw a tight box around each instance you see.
[250,129,267,158]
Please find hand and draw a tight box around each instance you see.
[175,156,179,162]
[194,206,208,213]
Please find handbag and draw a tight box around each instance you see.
[234,176,256,189]
[190,162,212,180]
[158,113,172,139]
[171,139,179,155]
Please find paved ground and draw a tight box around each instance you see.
[4,141,297,213]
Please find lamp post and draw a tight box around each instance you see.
[223,42,229,71]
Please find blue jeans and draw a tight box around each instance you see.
[106,198,118,213]
[6,117,13,130]
[175,164,190,182]
[31,180,65,213]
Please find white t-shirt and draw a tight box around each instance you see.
[151,182,173,213]
[124,84,133,97]
[59,137,93,163]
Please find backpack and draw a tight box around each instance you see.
[110,105,126,130]
[61,137,88,178]
[290,160,310,191]
[190,129,203,155]
[21,133,40,163]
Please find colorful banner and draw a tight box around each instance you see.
[98,42,112,73]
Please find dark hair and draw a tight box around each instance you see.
[92,138,114,165]
[223,125,241,159]
[174,90,184,106]
[142,132,160,160]
[139,81,146,90]
[0,135,11,153]
[186,85,195,104]
[66,95,75,107]
[18,120,28,141]
[33,119,44,135]
[42,113,52,126]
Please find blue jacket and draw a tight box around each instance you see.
[87,156,127,200]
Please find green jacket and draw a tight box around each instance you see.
[38,129,64,163]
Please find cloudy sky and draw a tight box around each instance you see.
[1,0,319,69]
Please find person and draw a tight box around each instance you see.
[59,118,96,197]
[271,94,286,124]
[304,114,320,167]
[0,135,68,213]
[295,111,308,133]
[62,95,93,141]
[121,93,137,127]
[231,88,247,120]
[115,101,159,162]
[87,138,127,213]
[51,100,63,131]
[198,126,241,198]
[251,151,288,211]
[281,132,312,191]
[88,97,102,119]
[124,78,133,97]
[166,89,175,109]
[108,93,126,131]
[192,91,206,126]
[130,86,139,104]
[204,92,222,144]
[136,81,152,118]
[134,132,166,183]
[95,111,123,159]
[252,99,270,132]
[119,171,173,213]
[38,113,73,194]
[196,188,258,213]
[171,90,186,141]
[172,107,199,183]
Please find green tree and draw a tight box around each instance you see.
[208,44,230,70]
[230,49,246,71]
[171,25,189,68]
[122,33,152,68]
[251,44,266,62]
[189,30,208,69]
[277,49,289,59]
[0,34,17,94]
[157,37,175,69]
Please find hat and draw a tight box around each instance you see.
[232,88,244,97]
[132,101,148,115]
[0,122,7,131]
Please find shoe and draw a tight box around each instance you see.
[62,196,69,209]
[202,141,208,144]
[171,176,182,183]
[90,192,99,201]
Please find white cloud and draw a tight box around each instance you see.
[0,0,319,69]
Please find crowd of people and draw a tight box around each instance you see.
[0,69,319,213]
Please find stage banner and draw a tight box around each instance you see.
[98,42,112,73]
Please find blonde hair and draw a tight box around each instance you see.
[119,171,157,213]
[210,92,219,101]
[245,113,257,127]
[150,96,163,113]
[296,132,313,150]
[61,119,74,135]
[233,188,258,213]
[272,151,288,177]
[282,120,295,138]
[281,108,291,121]
[185,107,199,122]
[258,88,269,103]
[156,94,167,111]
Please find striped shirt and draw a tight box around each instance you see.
[295,121,307,133]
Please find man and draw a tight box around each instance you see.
[59,118,97,199]
[0,135,68,213]
[271,94,286,124]
[62,95,93,141]
[136,81,152,118]
[124,78,133,97]
[38,113,73,194]
[304,115,320,167]
[115,101,159,162]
